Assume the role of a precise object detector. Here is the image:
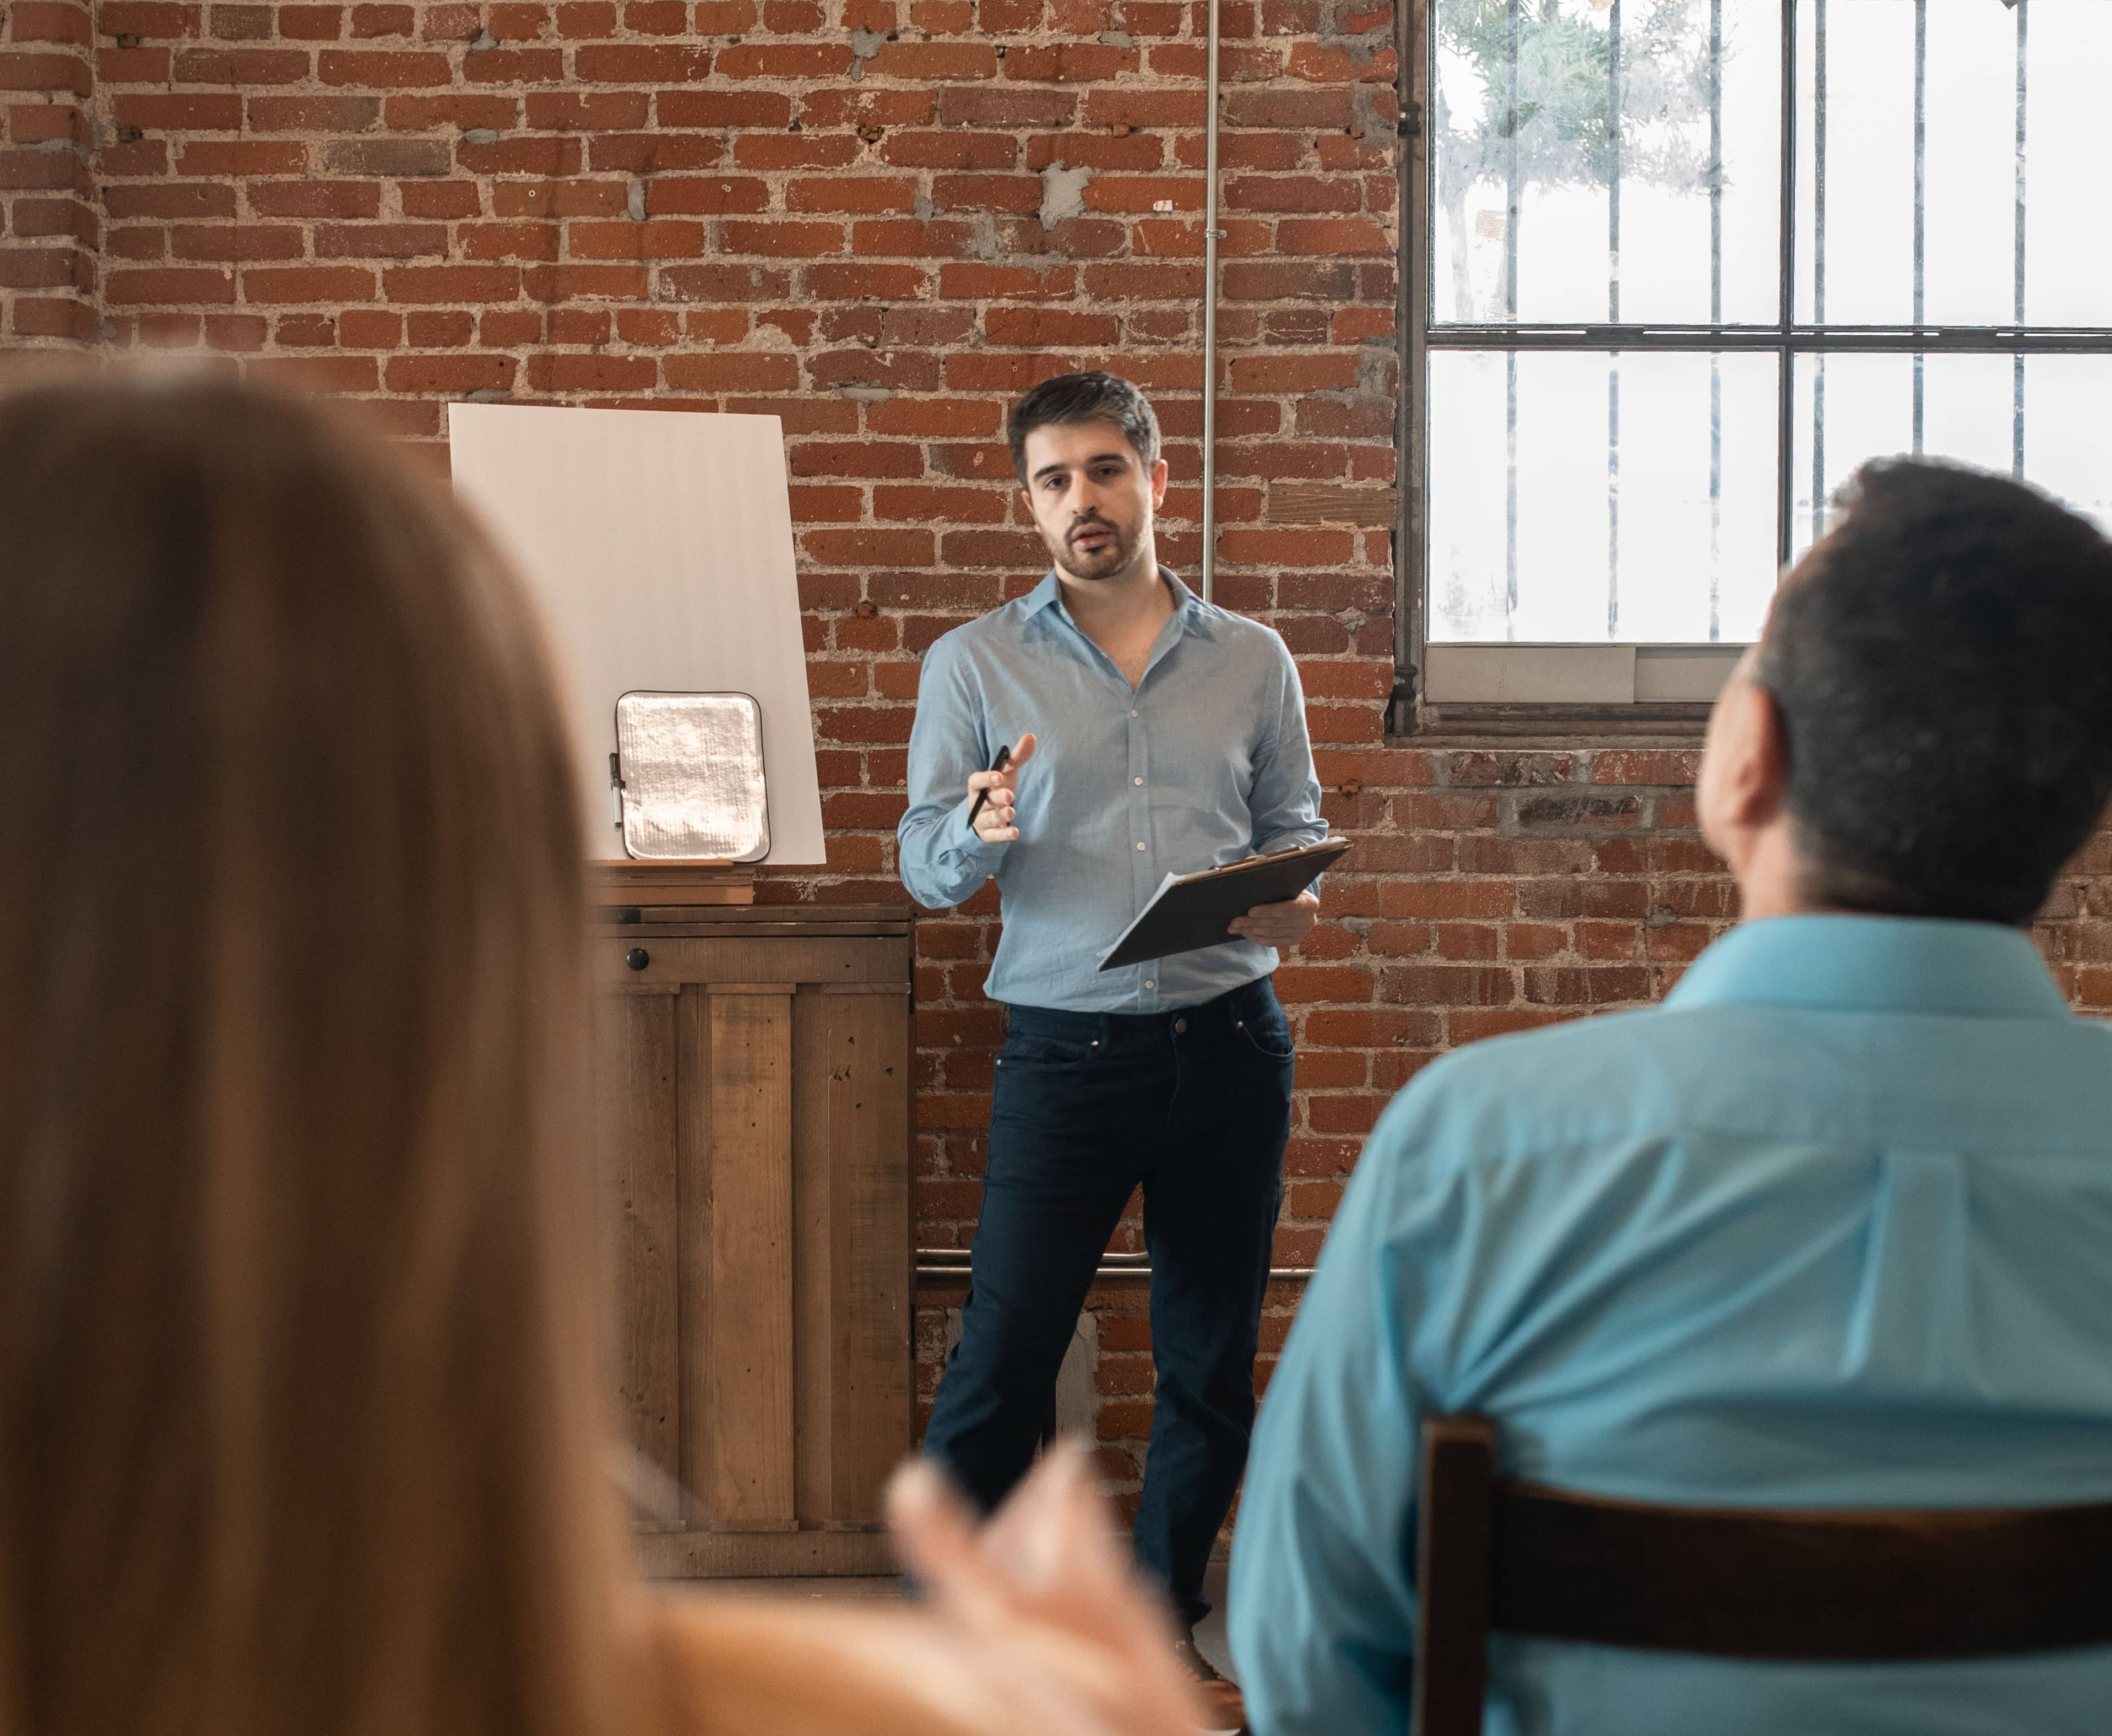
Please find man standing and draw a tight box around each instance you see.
[899,372,1326,1721]
[1230,459,2112,1734]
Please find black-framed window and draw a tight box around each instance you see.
[1395,0,2112,728]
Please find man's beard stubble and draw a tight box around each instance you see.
[1050,513,1142,584]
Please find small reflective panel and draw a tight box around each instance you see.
[614,691,769,862]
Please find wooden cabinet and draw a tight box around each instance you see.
[589,904,914,1577]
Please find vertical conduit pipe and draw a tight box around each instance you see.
[1200,0,1223,603]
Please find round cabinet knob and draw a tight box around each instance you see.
[625,948,650,972]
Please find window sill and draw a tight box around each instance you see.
[1387,691,1714,744]
[1384,643,1739,740]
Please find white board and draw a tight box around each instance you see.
[448,403,825,864]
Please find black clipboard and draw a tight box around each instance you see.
[1097,838,1351,971]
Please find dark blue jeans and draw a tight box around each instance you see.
[922,975,1293,1629]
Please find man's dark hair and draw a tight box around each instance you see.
[1006,371,1161,485]
[1754,458,2112,926]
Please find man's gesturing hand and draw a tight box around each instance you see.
[968,731,1038,844]
[1227,886,1321,949]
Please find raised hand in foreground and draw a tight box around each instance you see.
[888,1439,1208,1736]
[649,1440,1204,1736]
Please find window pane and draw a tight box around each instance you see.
[1796,0,2112,329]
[1432,0,1781,326]
[1429,349,1780,644]
[1794,0,1916,324]
[2024,4,2112,326]
[1923,1,2025,326]
[2025,358,2112,528]
[1790,354,2112,556]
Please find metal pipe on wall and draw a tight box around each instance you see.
[1200,0,1223,603]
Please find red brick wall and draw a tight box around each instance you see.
[6,0,2109,1519]
[2,0,99,347]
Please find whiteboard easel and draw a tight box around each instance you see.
[448,403,826,865]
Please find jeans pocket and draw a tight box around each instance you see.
[1234,1008,1294,1062]
[1001,1031,1100,1068]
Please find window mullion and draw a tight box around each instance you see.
[1810,0,1829,541]
[1709,0,1724,642]
[1607,0,1624,639]
[1913,0,1926,454]
[1505,0,1521,635]
[2013,0,2029,479]
[1776,0,1799,569]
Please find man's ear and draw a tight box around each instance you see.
[1699,659,1788,870]
[1719,677,1791,830]
[1746,682,1791,825]
[1149,456,1169,510]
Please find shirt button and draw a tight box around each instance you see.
[1144,979,1155,989]
[1134,776,1143,785]
[1135,841,1145,851]
[1131,709,1139,717]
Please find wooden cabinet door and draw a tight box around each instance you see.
[691,984,797,1530]
[791,986,913,1528]
[591,919,911,1575]
[591,987,681,1516]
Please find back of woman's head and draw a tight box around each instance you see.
[0,377,615,1736]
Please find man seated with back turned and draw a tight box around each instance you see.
[1229,459,2112,1735]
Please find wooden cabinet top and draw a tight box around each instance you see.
[591,904,915,939]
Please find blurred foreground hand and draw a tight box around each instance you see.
[887,1440,1208,1736]
[650,1440,1204,1736]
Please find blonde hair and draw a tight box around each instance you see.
[0,378,617,1736]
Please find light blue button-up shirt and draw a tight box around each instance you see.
[1231,915,2112,1736]
[897,569,1326,1013]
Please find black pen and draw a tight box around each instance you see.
[965,743,1013,831]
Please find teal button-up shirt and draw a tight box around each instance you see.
[1231,915,2112,1736]
[897,569,1325,1013]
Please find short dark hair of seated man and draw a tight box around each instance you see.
[1756,458,2112,925]
[1228,459,2112,1736]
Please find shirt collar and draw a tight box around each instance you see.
[1665,913,2075,1021]
[1022,567,1215,639]
[1022,570,1066,616]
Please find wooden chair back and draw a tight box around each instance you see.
[1411,1413,2112,1736]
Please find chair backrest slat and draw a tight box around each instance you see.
[1415,1413,2112,1735]
[1494,1480,2112,1661]
[1411,1415,1497,1736]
